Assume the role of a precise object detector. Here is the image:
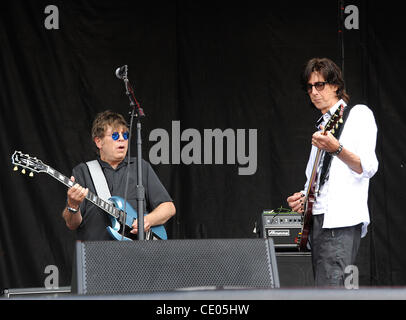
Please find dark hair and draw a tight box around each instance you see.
[301,58,350,103]
[91,110,128,140]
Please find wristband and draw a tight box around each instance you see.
[67,206,78,214]
[330,143,343,156]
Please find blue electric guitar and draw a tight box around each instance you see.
[11,151,167,241]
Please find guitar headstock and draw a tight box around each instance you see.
[11,151,48,176]
[324,104,344,135]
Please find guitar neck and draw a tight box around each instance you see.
[304,148,323,198]
[45,166,120,219]
[304,123,331,198]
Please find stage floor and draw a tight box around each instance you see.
[3,286,406,300]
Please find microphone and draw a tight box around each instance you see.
[115,65,128,80]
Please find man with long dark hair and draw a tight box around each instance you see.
[287,58,378,287]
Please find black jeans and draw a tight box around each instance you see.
[310,214,362,287]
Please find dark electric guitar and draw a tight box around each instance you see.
[298,105,344,251]
[11,151,167,241]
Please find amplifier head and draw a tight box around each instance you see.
[260,209,303,249]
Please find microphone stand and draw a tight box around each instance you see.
[120,69,146,241]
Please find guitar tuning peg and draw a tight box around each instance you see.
[335,123,339,129]
[21,169,26,174]
[339,118,344,123]
[331,129,335,135]
[13,166,18,171]
[29,172,34,177]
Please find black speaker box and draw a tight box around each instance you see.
[71,238,280,295]
[276,252,314,287]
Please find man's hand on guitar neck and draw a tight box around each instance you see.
[312,125,341,153]
[63,176,88,230]
[287,192,305,214]
[312,126,363,174]
[67,177,89,210]
[67,176,89,210]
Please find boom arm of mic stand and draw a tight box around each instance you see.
[124,79,145,118]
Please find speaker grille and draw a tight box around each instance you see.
[76,239,278,295]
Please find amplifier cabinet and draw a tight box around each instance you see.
[276,252,314,287]
[261,210,303,249]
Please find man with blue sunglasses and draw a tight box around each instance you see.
[62,110,176,241]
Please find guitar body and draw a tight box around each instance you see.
[299,184,316,251]
[107,196,168,241]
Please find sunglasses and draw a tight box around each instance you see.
[306,81,328,93]
[109,131,129,141]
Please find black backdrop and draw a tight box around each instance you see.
[1,0,405,289]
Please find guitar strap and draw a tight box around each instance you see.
[86,160,158,241]
[86,160,112,202]
[319,104,354,187]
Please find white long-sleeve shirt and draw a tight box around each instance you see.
[303,100,379,237]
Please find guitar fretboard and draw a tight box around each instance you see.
[45,166,121,219]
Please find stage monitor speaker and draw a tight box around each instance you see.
[71,238,280,295]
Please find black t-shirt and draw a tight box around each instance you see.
[72,157,172,241]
